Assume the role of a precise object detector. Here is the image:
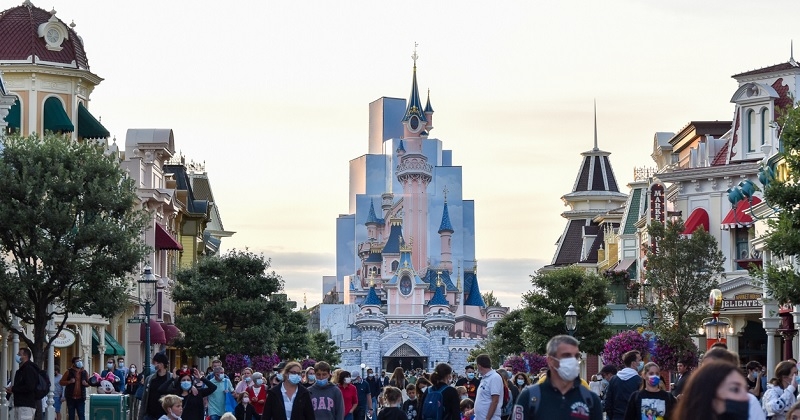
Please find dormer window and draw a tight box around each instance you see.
[760,108,769,147]
[746,109,756,152]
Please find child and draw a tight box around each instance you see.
[234,390,257,420]
[456,386,468,401]
[377,386,405,420]
[402,384,417,420]
[460,398,475,420]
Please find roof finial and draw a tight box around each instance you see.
[792,40,797,66]
[593,99,599,151]
[411,42,418,68]
[443,185,449,203]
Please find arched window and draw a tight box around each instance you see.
[391,260,399,272]
[43,96,74,133]
[760,108,769,147]
[747,109,756,152]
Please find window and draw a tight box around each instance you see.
[747,109,756,152]
[391,260,399,272]
[735,228,749,261]
[761,108,769,147]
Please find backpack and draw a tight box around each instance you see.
[422,384,447,420]
[524,384,595,418]
[35,367,51,400]
[503,385,510,406]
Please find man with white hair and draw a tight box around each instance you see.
[351,370,372,420]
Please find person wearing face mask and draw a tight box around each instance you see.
[236,368,254,398]
[603,350,643,420]
[351,371,372,420]
[207,366,235,420]
[7,348,39,420]
[455,366,480,402]
[597,365,617,401]
[416,363,459,420]
[672,361,751,420]
[140,352,172,420]
[127,365,142,420]
[414,378,432,415]
[102,357,126,392]
[262,361,314,420]
[158,369,217,420]
[365,369,382,412]
[511,374,528,393]
[744,361,763,399]
[763,360,798,420]
[157,394,184,420]
[336,371,358,420]
[236,391,258,420]
[472,355,502,420]
[60,356,90,420]
[512,335,601,420]
[303,368,316,389]
[495,369,515,420]
[247,372,268,420]
[623,362,676,420]
[309,361,345,420]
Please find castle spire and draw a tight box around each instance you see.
[403,43,426,124]
[424,88,434,113]
[593,99,598,151]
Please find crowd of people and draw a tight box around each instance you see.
[11,335,800,420]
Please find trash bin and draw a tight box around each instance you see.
[90,394,129,420]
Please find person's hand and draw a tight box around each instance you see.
[81,380,89,386]
[6,386,12,393]
[259,399,266,404]
[69,378,76,384]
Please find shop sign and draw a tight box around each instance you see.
[650,183,665,253]
[51,329,76,347]
[722,293,762,310]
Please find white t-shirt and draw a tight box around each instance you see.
[473,370,502,420]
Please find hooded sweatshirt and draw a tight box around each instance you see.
[310,381,345,420]
[604,368,642,420]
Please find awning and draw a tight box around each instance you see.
[613,258,636,273]
[721,197,762,229]
[91,330,124,356]
[5,99,20,130]
[682,208,710,234]
[43,97,74,133]
[77,103,110,139]
[161,323,181,344]
[155,223,183,251]
[140,318,166,344]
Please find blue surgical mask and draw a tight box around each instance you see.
[467,373,475,379]
[795,376,800,386]
[76,361,84,369]
[317,379,329,386]
[255,379,264,386]
[308,374,316,382]
[288,374,301,385]
[276,373,284,382]
[516,379,524,386]
[506,372,512,379]
[181,381,192,391]
[637,361,644,372]
[245,377,252,382]
[107,363,115,369]
[14,355,21,364]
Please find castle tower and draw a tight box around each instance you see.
[423,273,454,366]
[424,89,434,133]
[354,284,388,372]
[438,191,454,272]
[365,200,381,241]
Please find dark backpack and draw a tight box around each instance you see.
[35,367,50,400]
[422,384,447,420]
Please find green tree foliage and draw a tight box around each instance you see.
[468,310,525,363]
[172,249,298,357]
[279,310,311,360]
[482,291,501,307]
[522,267,612,354]
[0,133,150,367]
[645,220,724,336]
[759,103,800,304]
[307,331,341,366]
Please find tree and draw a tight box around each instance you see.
[0,133,150,368]
[468,309,526,363]
[278,310,311,360]
[307,331,341,366]
[482,291,501,307]
[645,220,724,337]
[171,249,292,357]
[522,267,612,354]
[758,102,800,304]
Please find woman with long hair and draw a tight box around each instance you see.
[389,367,406,390]
[512,373,528,392]
[672,361,750,420]
[157,368,218,420]
[623,362,676,420]
[763,360,799,420]
[416,364,459,420]
[262,361,314,420]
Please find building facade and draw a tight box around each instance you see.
[323,52,507,373]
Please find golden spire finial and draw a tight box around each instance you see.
[443,185,449,203]
[411,42,418,68]
[436,270,443,287]
[369,272,375,287]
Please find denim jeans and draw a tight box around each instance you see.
[66,398,86,420]
[210,415,222,420]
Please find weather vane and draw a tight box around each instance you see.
[443,185,449,203]
[412,42,418,67]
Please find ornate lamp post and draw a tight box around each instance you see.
[361,363,366,379]
[698,289,733,349]
[565,304,577,337]
[138,265,157,375]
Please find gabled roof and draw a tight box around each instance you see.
[164,164,209,216]
[365,249,382,263]
[463,271,485,307]
[732,61,800,79]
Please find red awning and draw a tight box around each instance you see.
[139,318,166,344]
[721,197,762,229]
[155,223,183,250]
[682,208,709,235]
[162,323,181,344]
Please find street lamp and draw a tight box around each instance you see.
[565,304,577,337]
[360,363,366,378]
[699,289,734,349]
[138,264,157,375]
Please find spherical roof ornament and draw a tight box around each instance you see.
[70,20,76,28]
[49,7,56,15]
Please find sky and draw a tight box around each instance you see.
[21,0,800,310]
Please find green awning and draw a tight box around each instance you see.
[43,97,74,133]
[5,99,20,130]
[77,103,109,139]
[91,330,124,356]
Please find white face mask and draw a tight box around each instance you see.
[555,357,580,381]
[344,378,352,384]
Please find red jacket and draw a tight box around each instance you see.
[248,385,268,415]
